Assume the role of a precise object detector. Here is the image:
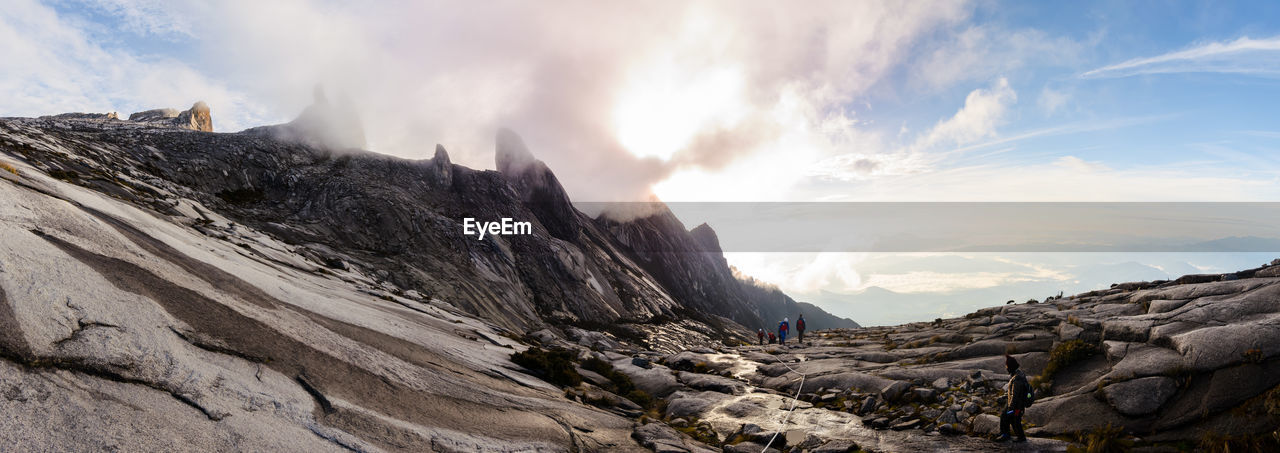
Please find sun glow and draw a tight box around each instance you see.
[612,63,746,161]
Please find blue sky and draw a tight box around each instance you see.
[5,0,1280,325]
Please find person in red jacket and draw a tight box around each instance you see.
[757,329,765,345]
[768,332,777,344]
[796,315,807,344]
[778,318,789,345]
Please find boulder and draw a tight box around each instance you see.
[1103,376,1178,416]
[971,413,999,435]
[720,400,768,418]
[612,360,686,397]
[1106,344,1183,378]
[937,409,959,424]
[879,381,911,402]
[631,422,691,452]
[664,391,731,419]
[858,396,877,415]
[1057,322,1084,341]
[931,377,950,390]
[665,351,714,371]
[911,388,937,402]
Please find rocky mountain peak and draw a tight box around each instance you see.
[689,222,722,254]
[176,101,213,132]
[494,128,579,241]
[495,127,537,175]
[244,87,366,150]
[433,143,450,164]
[430,144,452,187]
[126,102,212,132]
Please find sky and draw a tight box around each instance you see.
[5,0,1280,325]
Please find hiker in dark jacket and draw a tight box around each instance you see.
[997,354,1030,443]
[796,315,806,343]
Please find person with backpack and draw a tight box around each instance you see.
[768,332,777,344]
[757,329,765,345]
[778,318,789,345]
[997,354,1032,443]
[796,315,806,344]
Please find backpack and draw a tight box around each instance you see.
[1018,374,1035,407]
[797,319,806,331]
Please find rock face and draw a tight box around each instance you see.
[127,103,212,132]
[0,113,852,340]
[128,108,180,121]
[0,140,645,450]
[0,110,866,450]
[44,112,119,120]
[495,128,580,242]
[1103,376,1177,416]
[176,101,213,132]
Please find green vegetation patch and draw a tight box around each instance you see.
[511,346,582,387]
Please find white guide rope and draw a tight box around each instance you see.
[762,353,805,453]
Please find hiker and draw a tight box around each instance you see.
[997,354,1030,443]
[796,315,806,343]
[778,318,789,345]
[757,328,765,345]
[768,332,777,344]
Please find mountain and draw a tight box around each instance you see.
[0,104,860,449]
[3,105,1279,451]
[3,102,851,337]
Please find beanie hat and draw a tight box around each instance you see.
[1005,354,1020,371]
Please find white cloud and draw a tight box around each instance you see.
[1082,35,1280,78]
[810,77,1017,181]
[0,0,274,131]
[6,0,979,202]
[915,78,1017,150]
[1037,86,1070,115]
